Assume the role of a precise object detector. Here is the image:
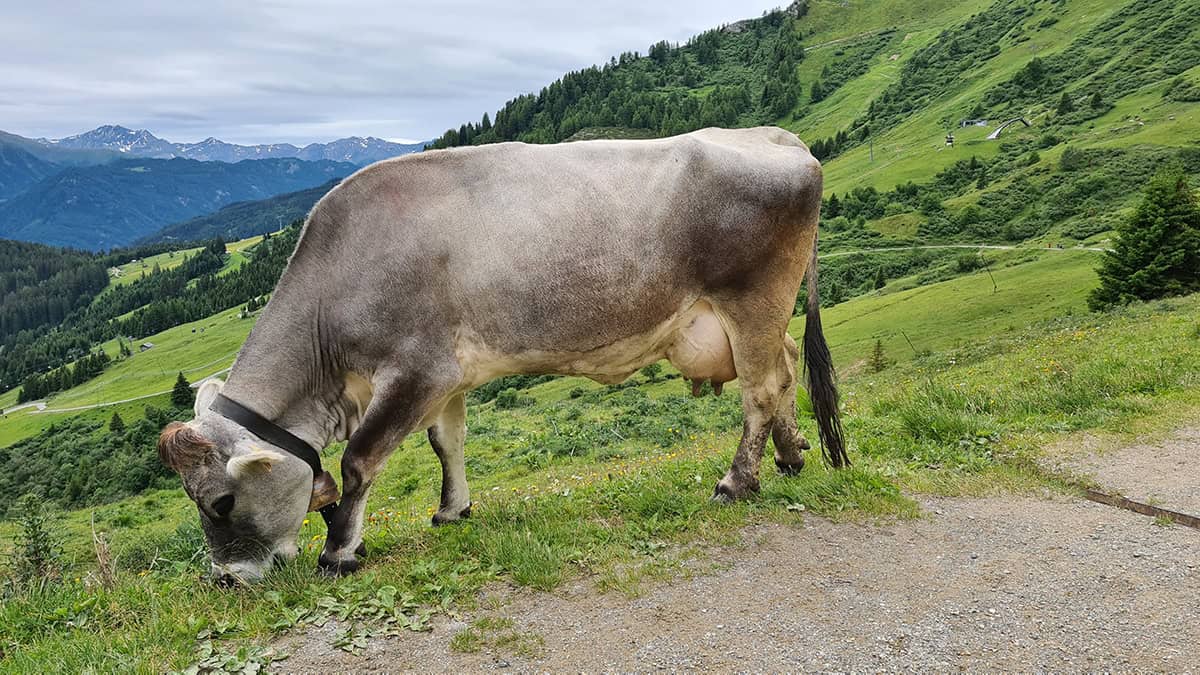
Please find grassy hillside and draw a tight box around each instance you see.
[101,232,267,292]
[0,158,350,250]
[0,305,255,448]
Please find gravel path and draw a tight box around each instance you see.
[278,431,1200,673]
[1052,427,1200,515]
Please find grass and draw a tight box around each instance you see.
[2,253,1197,670]
[215,234,266,277]
[102,248,201,292]
[814,248,1099,370]
[449,616,544,657]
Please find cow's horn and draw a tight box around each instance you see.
[309,470,340,512]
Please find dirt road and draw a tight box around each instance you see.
[278,428,1199,672]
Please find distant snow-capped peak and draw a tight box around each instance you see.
[37,125,428,165]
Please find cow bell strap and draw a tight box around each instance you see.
[210,393,339,525]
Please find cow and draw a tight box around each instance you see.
[157,126,848,584]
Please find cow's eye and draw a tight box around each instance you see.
[212,494,235,519]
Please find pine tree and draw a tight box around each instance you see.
[109,411,125,434]
[868,339,888,373]
[873,267,887,290]
[976,166,989,190]
[171,371,195,409]
[810,80,825,103]
[1089,91,1104,108]
[1089,171,1200,309]
[1056,91,1075,115]
[825,193,841,218]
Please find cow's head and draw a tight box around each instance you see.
[157,379,336,584]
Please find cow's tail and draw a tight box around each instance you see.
[802,234,850,468]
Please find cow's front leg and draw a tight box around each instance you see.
[429,393,471,525]
[319,370,455,576]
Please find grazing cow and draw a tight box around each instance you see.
[158,126,847,584]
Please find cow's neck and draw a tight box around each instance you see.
[220,298,359,451]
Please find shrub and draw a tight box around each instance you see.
[955,252,985,273]
[494,388,536,410]
[1164,77,1200,102]
[640,362,663,382]
[1059,146,1086,171]
[8,494,65,588]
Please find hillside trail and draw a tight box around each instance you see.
[277,425,1200,672]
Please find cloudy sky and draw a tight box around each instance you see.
[3,1,779,145]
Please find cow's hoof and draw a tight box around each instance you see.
[775,456,805,476]
[355,541,367,557]
[432,503,472,526]
[317,553,360,577]
[711,477,760,503]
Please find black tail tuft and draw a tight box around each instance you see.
[802,236,849,468]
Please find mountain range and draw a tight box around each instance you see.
[0,157,354,250]
[42,125,426,165]
[0,125,425,249]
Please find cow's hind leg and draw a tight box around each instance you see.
[712,307,793,501]
[429,393,471,525]
[772,333,811,476]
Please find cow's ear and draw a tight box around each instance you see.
[158,422,214,473]
[194,378,225,416]
[226,447,285,479]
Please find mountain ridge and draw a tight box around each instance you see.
[139,179,339,245]
[41,124,426,165]
[0,157,354,250]
[0,143,60,201]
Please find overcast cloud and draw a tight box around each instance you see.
[2,1,779,145]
